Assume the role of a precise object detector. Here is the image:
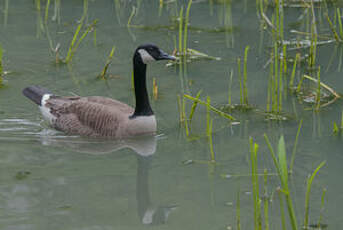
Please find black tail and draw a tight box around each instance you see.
[22,86,52,106]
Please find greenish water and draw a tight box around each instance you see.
[0,1,341,229]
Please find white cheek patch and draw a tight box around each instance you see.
[138,49,156,64]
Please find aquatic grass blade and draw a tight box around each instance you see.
[289,53,299,89]
[208,119,215,162]
[290,120,303,172]
[98,46,116,79]
[183,0,192,56]
[0,44,2,86]
[250,137,261,230]
[236,188,241,230]
[188,90,202,123]
[65,19,98,63]
[243,46,249,105]
[304,161,326,229]
[263,169,269,230]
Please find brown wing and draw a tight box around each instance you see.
[46,97,134,137]
[84,96,133,114]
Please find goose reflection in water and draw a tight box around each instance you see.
[39,134,178,225]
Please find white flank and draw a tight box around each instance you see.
[137,49,156,64]
[39,94,56,124]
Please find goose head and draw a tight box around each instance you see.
[135,44,176,64]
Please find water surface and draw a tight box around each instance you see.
[0,1,341,229]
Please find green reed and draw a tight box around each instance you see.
[318,188,327,227]
[315,67,321,110]
[243,46,249,105]
[177,94,189,136]
[263,169,269,230]
[178,6,184,56]
[237,58,243,105]
[183,96,189,136]
[228,69,233,105]
[206,96,211,136]
[183,0,192,56]
[249,137,262,230]
[65,19,97,63]
[326,12,342,42]
[208,118,215,162]
[337,8,343,39]
[264,135,298,230]
[290,120,303,173]
[333,110,343,134]
[98,46,116,79]
[236,46,249,106]
[303,161,326,230]
[277,187,287,230]
[309,1,318,69]
[289,53,300,89]
[0,44,3,86]
[236,188,241,230]
[188,90,202,123]
[44,0,51,24]
[82,0,88,22]
[267,41,284,113]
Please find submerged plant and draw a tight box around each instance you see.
[298,74,341,109]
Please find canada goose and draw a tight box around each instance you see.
[23,44,175,138]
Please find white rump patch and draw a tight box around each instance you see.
[137,49,156,64]
[39,94,56,124]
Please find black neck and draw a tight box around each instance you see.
[131,53,153,118]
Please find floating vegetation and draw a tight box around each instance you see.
[97,46,116,79]
[184,94,236,121]
[297,74,341,109]
[15,171,31,180]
